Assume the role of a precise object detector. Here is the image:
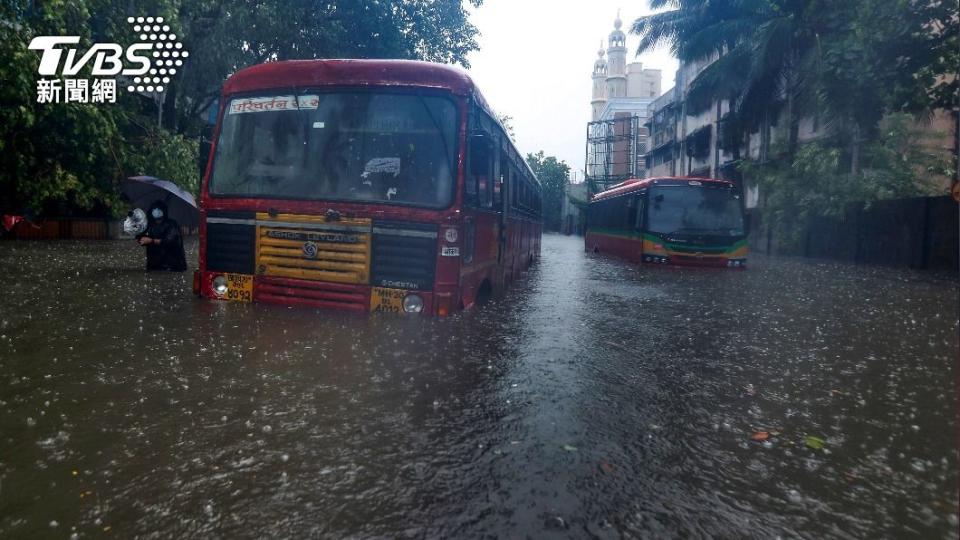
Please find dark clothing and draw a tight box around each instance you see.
[137,203,187,272]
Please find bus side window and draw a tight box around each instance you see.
[470,128,495,210]
[467,104,490,208]
[496,150,507,208]
[594,200,606,227]
[626,196,637,229]
[477,171,489,208]
[635,193,645,230]
[480,145,495,209]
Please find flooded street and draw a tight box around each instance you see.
[0,234,956,538]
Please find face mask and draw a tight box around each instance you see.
[151,208,164,219]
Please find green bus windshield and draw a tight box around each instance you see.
[647,185,745,236]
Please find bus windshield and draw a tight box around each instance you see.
[209,92,458,208]
[647,185,745,236]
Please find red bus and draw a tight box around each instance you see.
[586,177,748,267]
[194,60,542,315]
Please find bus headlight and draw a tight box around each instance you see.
[212,275,228,296]
[403,294,424,313]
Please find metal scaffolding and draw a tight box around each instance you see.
[584,116,647,198]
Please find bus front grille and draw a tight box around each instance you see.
[371,221,438,291]
[206,215,256,274]
[255,213,371,284]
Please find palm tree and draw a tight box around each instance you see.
[632,0,822,161]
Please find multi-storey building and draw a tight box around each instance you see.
[585,13,663,196]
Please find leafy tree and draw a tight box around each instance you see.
[128,129,201,195]
[632,0,958,168]
[633,0,958,228]
[633,0,823,160]
[740,112,949,241]
[526,151,570,232]
[0,1,130,214]
[815,0,958,174]
[0,0,484,216]
[173,0,483,134]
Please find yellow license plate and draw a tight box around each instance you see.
[370,287,405,313]
[225,273,253,302]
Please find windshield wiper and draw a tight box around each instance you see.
[419,95,453,173]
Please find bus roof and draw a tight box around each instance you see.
[222,59,478,97]
[591,176,735,202]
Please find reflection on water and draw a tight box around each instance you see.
[0,236,956,537]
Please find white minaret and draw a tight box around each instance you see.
[591,43,608,121]
[606,12,627,99]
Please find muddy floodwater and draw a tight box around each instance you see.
[0,234,956,538]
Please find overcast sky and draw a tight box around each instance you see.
[465,0,678,180]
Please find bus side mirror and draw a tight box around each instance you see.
[198,140,211,178]
[469,134,491,176]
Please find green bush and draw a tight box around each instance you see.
[127,130,200,198]
[741,113,950,243]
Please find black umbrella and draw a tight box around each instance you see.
[121,176,199,228]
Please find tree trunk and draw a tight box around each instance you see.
[850,122,861,175]
[760,109,770,164]
[786,66,799,160]
[163,82,179,133]
[738,127,747,162]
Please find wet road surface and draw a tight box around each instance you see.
[0,234,957,538]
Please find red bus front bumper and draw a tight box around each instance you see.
[195,271,456,315]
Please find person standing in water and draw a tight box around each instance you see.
[136,200,187,271]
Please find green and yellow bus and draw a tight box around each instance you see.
[586,177,748,268]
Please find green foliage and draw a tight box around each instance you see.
[128,130,201,197]
[634,1,958,146]
[740,113,948,241]
[526,151,570,232]
[635,0,818,140]
[174,0,483,133]
[634,0,958,239]
[565,193,588,211]
[0,1,127,214]
[0,0,483,216]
